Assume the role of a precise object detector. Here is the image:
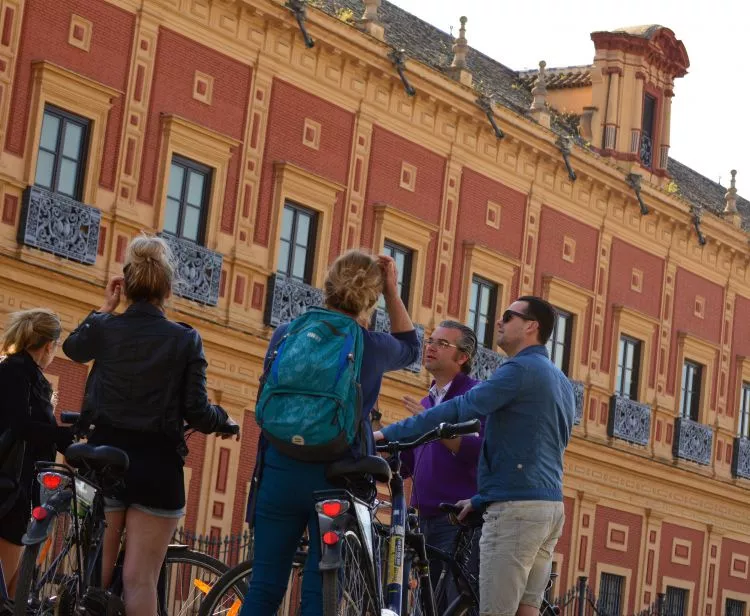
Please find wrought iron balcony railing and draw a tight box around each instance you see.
[159,233,223,306]
[640,133,653,168]
[607,395,651,445]
[732,437,750,480]
[471,345,505,381]
[570,379,584,425]
[673,417,713,466]
[264,273,323,327]
[18,186,101,264]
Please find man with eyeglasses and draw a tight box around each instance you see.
[375,296,575,616]
[400,321,481,609]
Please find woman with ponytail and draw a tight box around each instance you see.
[62,234,237,615]
[0,309,72,595]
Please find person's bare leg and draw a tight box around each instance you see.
[0,538,23,596]
[101,510,126,589]
[121,508,177,615]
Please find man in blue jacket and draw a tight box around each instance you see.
[375,296,575,616]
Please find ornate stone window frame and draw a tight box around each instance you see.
[460,242,519,342]
[676,332,718,422]
[732,357,750,435]
[541,275,593,381]
[722,588,750,610]
[25,61,120,205]
[610,306,658,402]
[372,203,437,315]
[269,161,344,287]
[155,114,239,250]
[594,563,632,613]
[661,577,694,616]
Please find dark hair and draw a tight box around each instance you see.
[516,296,557,345]
[437,320,478,374]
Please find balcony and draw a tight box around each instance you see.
[673,417,713,466]
[471,345,505,381]
[607,395,651,446]
[264,273,323,327]
[732,437,750,480]
[570,379,584,425]
[18,186,101,264]
[639,133,653,168]
[159,233,223,306]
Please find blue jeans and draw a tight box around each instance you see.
[241,445,335,616]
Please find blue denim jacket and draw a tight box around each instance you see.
[381,345,575,509]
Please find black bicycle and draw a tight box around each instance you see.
[12,411,238,616]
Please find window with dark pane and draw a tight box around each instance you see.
[164,155,212,244]
[640,94,656,168]
[381,240,413,307]
[615,335,642,400]
[469,276,497,348]
[597,573,624,616]
[680,361,703,421]
[546,309,572,375]
[277,202,317,283]
[664,586,688,616]
[34,105,90,200]
[726,598,746,616]
[740,382,750,439]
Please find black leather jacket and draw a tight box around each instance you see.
[62,302,228,457]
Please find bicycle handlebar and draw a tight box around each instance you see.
[375,419,480,453]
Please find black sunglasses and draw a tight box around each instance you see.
[502,309,536,324]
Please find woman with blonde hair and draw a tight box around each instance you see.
[242,250,420,615]
[62,234,237,615]
[0,309,72,595]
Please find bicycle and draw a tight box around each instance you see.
[12,411,239,616]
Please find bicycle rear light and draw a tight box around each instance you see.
[316,499,349,517]
[37,472,69,506]
[40,472,64,490]
[32,506,48,521]
[322,531,340,546]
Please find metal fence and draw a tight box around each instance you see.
[172,526,254,567]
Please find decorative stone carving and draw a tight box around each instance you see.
[673,417,713,466]
[570,379,584,425]
[263,273,323,327]
[18,186,100,265]
[607,395,651,445]
[159,233,222,306]
[732,436,750,480]
[369,308,424,373]
[471,345,505,381]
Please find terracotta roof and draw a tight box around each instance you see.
[517,65,592,90]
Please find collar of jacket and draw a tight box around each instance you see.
[423,370,478,408]
[513,344,550,359]
[125,301,166,318]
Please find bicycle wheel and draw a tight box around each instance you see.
[321,531,377,616]
[13,511,78,616]
[198,554,305,616]
[159,547,231,616]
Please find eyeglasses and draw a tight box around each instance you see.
[501,309,536,324]
[425,337,460,350]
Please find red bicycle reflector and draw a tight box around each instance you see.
[41,473,62,490]
[321,501,343,517]
[32,507,48,521]
[322,531,339,546]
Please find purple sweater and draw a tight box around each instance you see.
[401,372,481,518]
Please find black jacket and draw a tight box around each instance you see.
[62,302,228,458]
[0,351,71,496]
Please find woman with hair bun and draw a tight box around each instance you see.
[62,234,237,615]
[242,250,420,615]
[0,308,72,595]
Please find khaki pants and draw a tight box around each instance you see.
[479,500,565,616]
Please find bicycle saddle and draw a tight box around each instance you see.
[65,443,130,473]
[326,455,392,484]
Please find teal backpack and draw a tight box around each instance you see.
[255,308,365,461]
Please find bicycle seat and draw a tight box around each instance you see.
[438,502,484,528]
[326,455,392,484]
[65,443,130,473]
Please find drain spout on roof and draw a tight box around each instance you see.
[286,0,315,49]
[691,206,707,246]
[389,49,416,97]
[476,96,504,140]
[626,173,649,215]
[557,136,577,182]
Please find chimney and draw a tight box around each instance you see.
[723,169,742,228]
[446,16,472,87]
[359,0,384,41]
[529,61,550,128]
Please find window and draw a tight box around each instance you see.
[164,155,212,244]
[726,598,746,616]
[277,202,317,283]
[469,276,497,348]
[597,573,625,616]
[382,240,413,307]
[615,336,642,400]
[34,105,89,200]
[740,382,750,439]
[680,361,703,421]
[664,586,688,616]
[546,309,572,375]
[640,94,656,168]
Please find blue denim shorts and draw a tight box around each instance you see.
[104,496,185,519]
